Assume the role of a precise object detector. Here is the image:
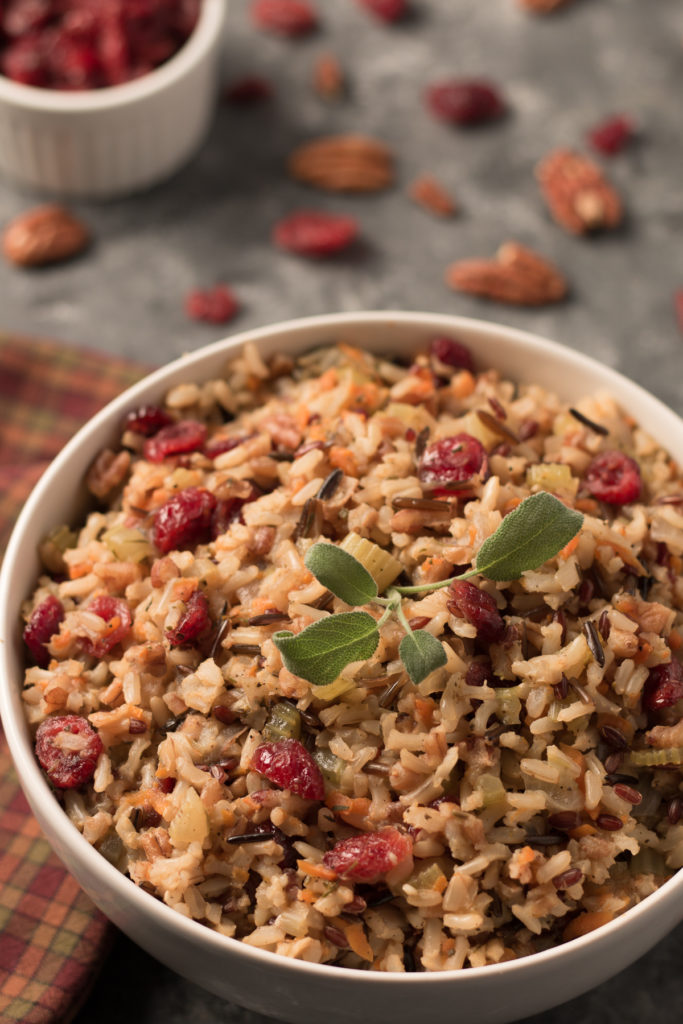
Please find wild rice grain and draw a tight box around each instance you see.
[476,408,519,444]
[596,814,623,831]
[568,408,609,436]
[552,867,583,890]
[613,784,642,805]
[668,797,682,825]
[317,468,343,501]
[583,620,605,667]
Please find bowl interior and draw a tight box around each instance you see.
[1,312,682,1022]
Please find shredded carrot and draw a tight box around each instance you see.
[317,368,338,391]
[333,918,373,962]
[347,380,381,412]
[669,630,682,651]
[517,845,536,866]
[434,873,448,894]
[451,369,475,399]
[559,534,580,560]
[440,937,456,954]
[337,342,364,363]
[297,859,337,882]
[568,823,596,840]
[325,790,372,829]
[68,562,92,579]
[574,497,599,514]
[295,404,311,430]
[50,630,72,654]
[329,445,358,477]
[633,639,653,664]
[414,697,436,727]
[296,889,318,904]
[502,496,523,513]
[562,909,615,942]
[468,524,478,545]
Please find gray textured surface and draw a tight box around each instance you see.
[2,0,681,1021]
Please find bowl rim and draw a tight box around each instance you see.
[1,309,682,988]
[0,0,226,113]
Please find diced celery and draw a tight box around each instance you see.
[312,749,345,788]
[102,525,154,563]
[311,676,356,702]
[263,701,302,741]
[526,463,578,499]
[478,773,506,808]
[495,686,523,725]
[629,746,683,767]
[339,532,402,593]
[39,524,78,573]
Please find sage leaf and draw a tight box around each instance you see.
[273,611,379,685]
[399,629,447,685]
[305,542,378,606]
[475,491,583,582]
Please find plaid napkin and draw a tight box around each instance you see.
[0,335,151,1024]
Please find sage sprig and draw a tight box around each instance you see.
[273,491,583,689]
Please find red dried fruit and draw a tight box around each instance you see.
[124,405,173,437]
[204,434,250,459]
[426,80,505,126]
[418,433,488,490]
[465,658,494,687]
[584,450,641,505]
[35,714,103,789]
[273,211,358,257]
[143,419,207,462]
[429,335,474,373]
[357,0,408,22]
[0,0,199,90]
[250,0,317,36]
[251,738,325,800]
[323,827,413,883]
[223,75,272,104]
[166,590,211,647]
[185,284,239,325]
[81,595,132,658]
[642,659,683,711]
[23,594,64,668]
[211,487,260,538]
[447,580,505,644]
[588,115,633,157]
[153,487,217,554]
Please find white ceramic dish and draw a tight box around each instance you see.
[1,312,682,1024]
[0,0,226,198]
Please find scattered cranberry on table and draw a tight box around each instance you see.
[250,0,318,37]
[425,79,505,126]
[588,115,634,156]
[0,0,200,90]
[357,0,409,23]
[185,284,240,325]
[273,210,358,257]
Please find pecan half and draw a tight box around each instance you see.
[408,174,457,217]
[288,134,394,192]
[3,204,90,267]
[446,241,568,306]
[535,148,622,234]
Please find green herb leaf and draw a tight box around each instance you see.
[273,612,379,685]
[305,542,378,606]
[474,491,583,582]
[399,629,447,685]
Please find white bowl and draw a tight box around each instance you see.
[0,0,226,198]
[1,312,681,1024]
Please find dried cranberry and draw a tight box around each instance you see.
[23,595,64,668]
[204,434,249,459]
[81,595,132,658]
[642,659,683,711]
[418,433,488,490]
[166,590,211,647]
[223,75,272,104]
[447,580,505,644]
[273,211,358,257]
[3,0,51,37]
[356,0,408,22]
[323,828,412,883]
[251,738,325,800]
[153,487,217,553]
[123,405,173,437]
[185,285,239,325]
[426,80,505,126]
[588,115,633,157]
[1,35,48,85]
[143,419,207,462]
[35,714,103,789]
[250,0,317,36]
[584,450,641,505]
[429,335,474,373]
[465,658,494,687]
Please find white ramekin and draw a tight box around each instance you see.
[1,313,681,1024]
[0,0,226,199]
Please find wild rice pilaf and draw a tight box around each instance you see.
[21,338,683,971]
